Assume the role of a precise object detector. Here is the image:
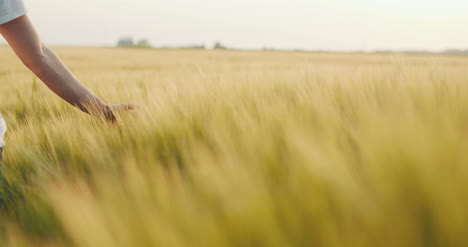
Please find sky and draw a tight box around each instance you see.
[1,0,467,51]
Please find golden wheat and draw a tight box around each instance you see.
[1,45,468,246]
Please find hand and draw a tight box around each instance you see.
[104,104,140,123]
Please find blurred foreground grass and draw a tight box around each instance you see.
[1,46,468,246]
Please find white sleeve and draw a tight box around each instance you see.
[0,114,6,147]
[0,0,27,25]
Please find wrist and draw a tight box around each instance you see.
[103,105,117,122]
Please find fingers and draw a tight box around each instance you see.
[104,104,141,123]
[111,104,142,112]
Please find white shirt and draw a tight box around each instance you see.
[0,0,27,25]
[0,114,6,147]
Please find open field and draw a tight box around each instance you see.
[1,46,468,246]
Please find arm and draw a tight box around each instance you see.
[0,15,133,121]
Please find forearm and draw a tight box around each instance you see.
[26,45,107,113]
[0,15,132,122]
[0,15,108,115]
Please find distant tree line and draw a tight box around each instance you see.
[370,49,468,56]
[433,49,468,56]
[156,44,207,50]
[116,38,234,50]
[117,37,152,48]
[115,38,468,56]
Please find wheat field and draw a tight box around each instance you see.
[1,45,468,246]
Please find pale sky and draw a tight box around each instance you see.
[2,0,468,51]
